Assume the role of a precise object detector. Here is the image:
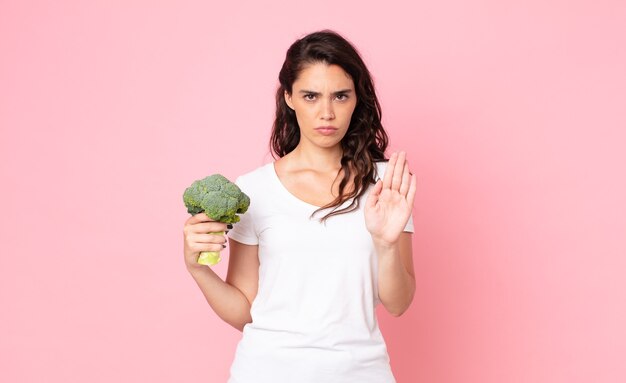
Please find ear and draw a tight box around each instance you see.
[284,90,295,110]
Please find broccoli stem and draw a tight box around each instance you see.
[197,231,225,266]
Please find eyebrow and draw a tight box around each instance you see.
[298,89,353,95]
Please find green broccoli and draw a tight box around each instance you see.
[183,174,250,266]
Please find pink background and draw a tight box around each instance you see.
[1,1,625,382]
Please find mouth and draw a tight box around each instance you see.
[315,126,338,136]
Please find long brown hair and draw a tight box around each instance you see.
[270,30,389,221]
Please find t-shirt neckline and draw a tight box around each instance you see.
[268,162,323,210]
[267,161,370,212]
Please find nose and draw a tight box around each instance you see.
[320,98,335,120]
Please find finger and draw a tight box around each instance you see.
[188,213,215,224]
[193,242,226,253]
[184,222,228,241]
[406,173,417,208]
[391,151,406,191]
[185,234,226,251]
[192,233,227,244]
[193,222,229,233]
[382,152,397,190]
[399,160,411,196]
[366,179,383,209]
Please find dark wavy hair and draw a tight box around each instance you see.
[270,30,389,221]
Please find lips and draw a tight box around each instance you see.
[315,126,338,135]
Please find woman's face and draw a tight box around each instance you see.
[285,62,357,151]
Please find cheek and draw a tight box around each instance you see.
[294,105,316,123]
[293,111,311,130]
[340,104,357,122]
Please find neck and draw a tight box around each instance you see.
[287,142,343,172]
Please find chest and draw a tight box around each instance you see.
[255,198,373,267]
[278,169,355,208]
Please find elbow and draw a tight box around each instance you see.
[230,318,252,332]
[388,306,409,317]
[386,293,415,317]
[224,306,253,332]
[390,310,403,318]
[380,275,416,317]
[232,321,244,332]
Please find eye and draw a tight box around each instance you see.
[335,94,349,101]
[303,93,316,101]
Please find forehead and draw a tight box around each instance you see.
[293,62,354,90]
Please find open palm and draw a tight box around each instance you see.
[365,152,417,245]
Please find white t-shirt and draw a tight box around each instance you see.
[226,161,414,383]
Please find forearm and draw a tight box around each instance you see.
[375,242,415,317]
[187,266,252,331]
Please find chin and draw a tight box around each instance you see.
[319,138,344,147]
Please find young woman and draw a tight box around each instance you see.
[183,30,417,383]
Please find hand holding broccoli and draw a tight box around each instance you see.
[183,174,250,266]
[182,214,229,269]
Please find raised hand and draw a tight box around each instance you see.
[364,151,417,246]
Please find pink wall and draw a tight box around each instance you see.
[1,1,625,382]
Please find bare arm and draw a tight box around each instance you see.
[375,232,415,316]
[183,213,259,331]
[365,151,418,317]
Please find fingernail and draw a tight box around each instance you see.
[227,224,233,229]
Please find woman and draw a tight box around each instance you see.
[183,30,417,383]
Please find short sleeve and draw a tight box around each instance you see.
[404,213,415,233]
[226,176,259,245]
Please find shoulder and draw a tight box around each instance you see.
[373,160,389,181]
[234,162,274,193]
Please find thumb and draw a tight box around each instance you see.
[366,180,383,209]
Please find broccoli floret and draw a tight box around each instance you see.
[183,174,250,266]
